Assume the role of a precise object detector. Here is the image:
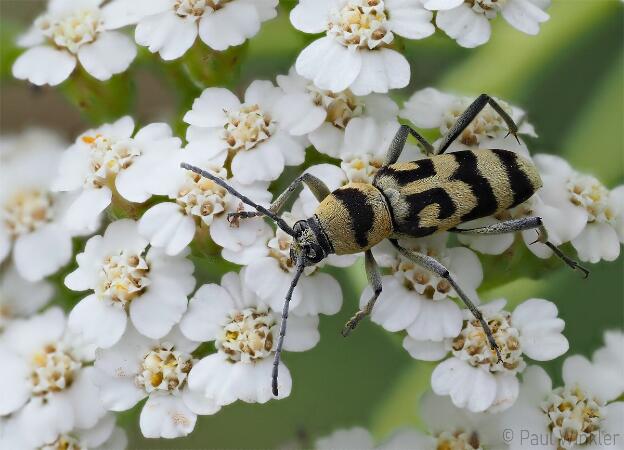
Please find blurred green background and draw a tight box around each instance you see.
[1,0,623,448]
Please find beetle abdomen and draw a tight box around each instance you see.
[374,149,542,238]
[314,183,393,255]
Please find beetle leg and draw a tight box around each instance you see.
[436,94,520,155]
[384,124,436,166]
[390,239,503,363]
[341,250,383,337]
[227,173,331,223]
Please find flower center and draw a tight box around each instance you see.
[541,385,605,448]
[96,250,150,307]
[174,0,229,17]
[436,430,482,450]
[40,434,82,450]
[30,343,81,397]
[306,85,364,129]
[465,0,508,18]
[135,343,193,393]
[566,175,614,224]
[80,134,141,189]
[268,228,297,272]
[441,98,513,147]
[340,154,383,183]
[327,0,393,49]
[2,189,54,237]
[217,307,276,363]
[391,245,453,300]
[35,9,102,54]
[177,169,228,224]
[451,310,525,373]
[222,104,276,152]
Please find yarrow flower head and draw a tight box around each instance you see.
[65,219,195,348]
[120,0,278,60]
[0,264,54,330]
[501,357,624,450]
[53,117,182,233]
[0,129,80,281]
[418,298,568,413]
[532,154,624,263]
[0,308,106,448]
[138,159,271,256]
[183,82,306,184]
[181,271,320,404]
[93,325,219,439]
[12,0,137,85]
[291,0,435,95]
[423,0,551,48]
[275,66,401,158]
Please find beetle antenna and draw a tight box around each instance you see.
[180,162,296,237]
[272,258,305,396]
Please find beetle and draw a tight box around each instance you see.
[181,94,588,396]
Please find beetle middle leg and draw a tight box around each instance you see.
[227,173,331,223]
[450,216,589,278]
[436,94,521,155]
[384,124,436,166]
[341,249,382,337]
[389,239,503,362]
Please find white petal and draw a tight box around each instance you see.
[198,2,260,50]
[295,37,362,93]
[66,367,106,429]
[431,358,497,412]
[0,349,30,415]
[423,0,464,10]
[63,188,111,233]
[76,413,116,447]
[77,31,136,80]
[402,337,448,361]
[283,315,320,352]
[447,246,483,289]
[349,48,410,96]
[501,0,550,35]
[309,122,346,158]
[179,283,233,342]
[406,299,463,341]
[230,143,285,183]
[436,5,491,48]
[16,396,74,447]
[12,46,76,86]
[365,276,420,332]
[292,273,342,316]
[129,283,189,339]
[184,87,240,127]
[68,294,127,348]
[602,402,624,446]
[290,0,333,33]
[140,393,196,438]
[0,227,10,264]
[401,87,456,129]
[273,93,326,136]
[135,12,197,60]
[562,355,621,403]
[1,307,66,356]
[317,428,375,450]
[139,203,195,255]
[488,373,519,412]
[13,223,72,281]
[571,222,620,263]
[386,0,435,39]
[244,258,303,311]
[16,25,45,47]
[181,386,221,416]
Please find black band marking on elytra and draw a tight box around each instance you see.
[332,187,375,248]
[376,159,436,185]
[402,187,456,237]
[450,151,498,221]
[491,149,535,208]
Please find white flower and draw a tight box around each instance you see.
[181,271,320,404]
[275,66,400,157]
[316,427,375,449]
[1,413,127,450]
[232,213,343,317]
[501,359,624,450]
[0,130,79,281]
[65,219,195,348]
[401,88,536,156]
[291,0,435,95]
[138,158,271,256]
[93,325,219,439]
[363,233,483,343]
[183,82,306,184]
[53,116,181,233]
[532,154,623,263]
[424,0,551,48]
[420,298,568,413]
[0,264,54,330]
[121,0,278,60]
[592,330,624,398]
[0,308,106,447]
[12,0,137,86]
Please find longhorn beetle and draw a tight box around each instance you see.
[181,94,588,396]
